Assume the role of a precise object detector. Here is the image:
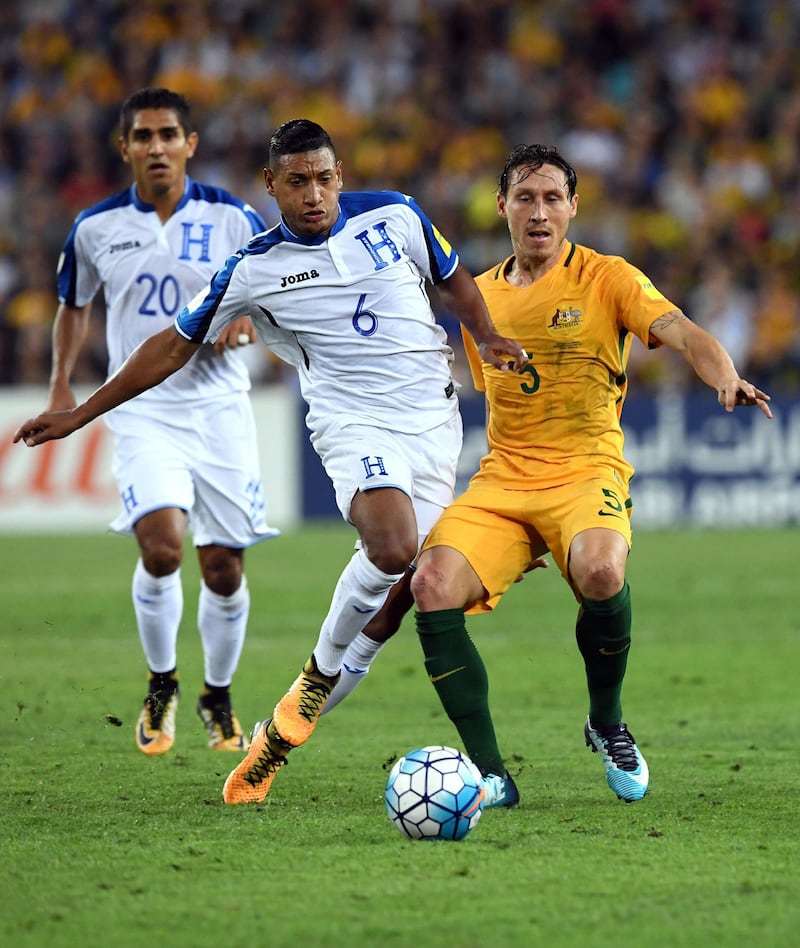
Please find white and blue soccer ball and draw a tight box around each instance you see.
[384,745,486,841]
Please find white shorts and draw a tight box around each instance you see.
[312,413,463,547]
[107,394,278,548]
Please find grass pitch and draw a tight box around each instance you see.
[1,525,797,948]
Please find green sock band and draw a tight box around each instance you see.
[416,609,505,776]
[575,582,632,728]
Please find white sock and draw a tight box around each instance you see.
[198,576,250,687]
[312,548,403,675]
[132,558,182,674]
[321,631,386,714]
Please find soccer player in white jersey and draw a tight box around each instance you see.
[42,88,277,758]
[14,118,527,804]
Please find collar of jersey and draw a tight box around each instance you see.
[130,176,193,214]
[278,204,345,245]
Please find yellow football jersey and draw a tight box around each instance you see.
[467,241,676,489]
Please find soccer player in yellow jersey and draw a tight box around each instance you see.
[410,144,773,806]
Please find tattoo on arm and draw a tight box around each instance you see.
[650,309,687,332]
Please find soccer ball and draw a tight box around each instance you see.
[384,745,486,841]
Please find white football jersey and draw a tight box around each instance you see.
[176,191,460,437]
[57,177,267,411]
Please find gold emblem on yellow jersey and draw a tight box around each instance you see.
[548,307,582,329]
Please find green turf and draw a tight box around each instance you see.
[1,526,797,948]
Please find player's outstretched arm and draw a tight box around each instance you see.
[14,326,199,446]
[437,263,528,371]
[650,309,772,419]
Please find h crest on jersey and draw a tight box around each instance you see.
[360,455,388,479]
[354,223,401,271]
[549,307,582,329]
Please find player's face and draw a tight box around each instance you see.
[120,108,197,202]
[265,148,342,238]
[498,163,578,267]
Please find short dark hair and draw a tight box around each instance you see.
[119,88,192,140]
[268,119,336,167]
[499,144,577,198]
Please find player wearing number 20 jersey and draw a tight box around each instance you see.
[44,88,280,760]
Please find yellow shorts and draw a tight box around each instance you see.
[423,469,632,614]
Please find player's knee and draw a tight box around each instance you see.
[364,535,417,576]
[574,560,625,601]
[410,560,456,611]
[139,539,183,577]
[199,547,244,596]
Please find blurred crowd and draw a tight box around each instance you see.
[1,0,799,394]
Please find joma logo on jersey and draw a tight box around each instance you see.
[549,307,582,329]
[109,240,142,254]
[280,269,320,288]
